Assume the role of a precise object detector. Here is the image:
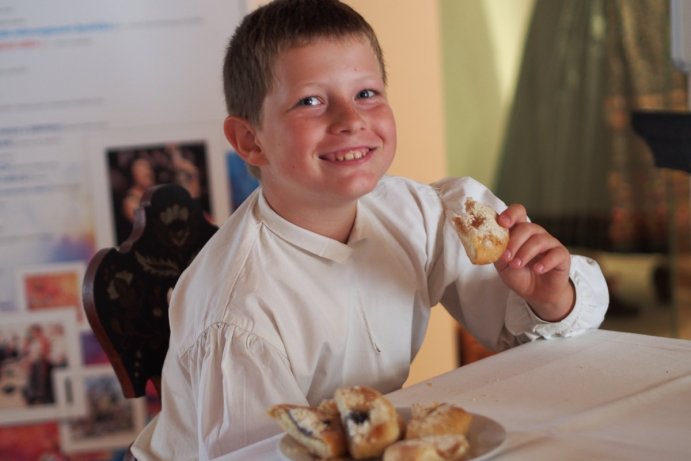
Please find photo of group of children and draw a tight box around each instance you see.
[0,309,81,424]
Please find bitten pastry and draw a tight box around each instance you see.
[267,400,347,459]
[382,434,470,461]
[334,385,402,459]
[452,198,509,265]
[405,402,473,439]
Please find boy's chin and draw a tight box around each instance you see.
[338,175,384,199]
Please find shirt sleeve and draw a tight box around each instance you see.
[504,254,609,340]
[131,322,307,461]
[430,176,610,351]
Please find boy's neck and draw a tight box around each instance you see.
[262,191,357,244]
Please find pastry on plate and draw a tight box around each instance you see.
[405,402,472,439]
[383,434,470,461]
[267,400,347,459]
[334,385,402,459]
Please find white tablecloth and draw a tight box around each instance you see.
[218,329,691,460]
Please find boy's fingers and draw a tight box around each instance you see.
[532,246,570,273]
[494,252,511,272]
[499,204,528,228]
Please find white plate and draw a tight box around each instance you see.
[277,409,506,461]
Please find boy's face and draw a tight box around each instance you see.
[251,36,396,216]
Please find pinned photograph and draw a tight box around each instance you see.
[106,141,212,244]
[16,261,87,330]
[55,365,146,453]
[0,309,83,425]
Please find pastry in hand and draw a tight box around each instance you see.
[452,198,509,265]
[267,400,347,459]
[382,434,470,461]
[334,385,402,459]
[405,402,472,439]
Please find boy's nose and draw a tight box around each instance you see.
[330,101,365,133]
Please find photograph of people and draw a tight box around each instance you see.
[106,142,212,244]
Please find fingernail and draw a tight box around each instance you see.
[534,264,544,274]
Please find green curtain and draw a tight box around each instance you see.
[495,0,688,253]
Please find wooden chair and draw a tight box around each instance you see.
[456,325,495,366]
[83,184,218,399]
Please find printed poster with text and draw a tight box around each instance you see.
[0,0,247,311]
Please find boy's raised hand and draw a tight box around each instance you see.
[495,204,575,322]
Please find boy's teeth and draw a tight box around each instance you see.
[336,150,364,161]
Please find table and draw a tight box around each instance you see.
[218,329,691,460]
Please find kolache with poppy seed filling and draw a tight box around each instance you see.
[334,385,402,459]
[267,399,347,458]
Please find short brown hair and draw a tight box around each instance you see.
[223,0,386,126]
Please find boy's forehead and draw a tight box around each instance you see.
[279,34,370,56]
[273,34,381,71]
[271,43,382,93]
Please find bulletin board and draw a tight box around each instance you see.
[0,0,248,458]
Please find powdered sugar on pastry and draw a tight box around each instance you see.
[383,434,470,461]
[406,402,472,439]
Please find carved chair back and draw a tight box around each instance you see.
[83,184,218,398]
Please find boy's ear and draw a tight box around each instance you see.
[223,116,268,167]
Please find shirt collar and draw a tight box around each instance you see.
[347,201,368,245]
[256,192,359,263]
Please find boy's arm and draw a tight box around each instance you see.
[495,203,576,322]
[503,254,609,341]
[432,176,609,350]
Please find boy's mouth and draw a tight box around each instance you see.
[320,148,373,162]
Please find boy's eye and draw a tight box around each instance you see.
[297,96,321,107]
[357,89,376,99]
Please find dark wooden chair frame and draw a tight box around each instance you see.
[83,183,218,398]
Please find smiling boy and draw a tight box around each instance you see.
[225,35,395,243]
[131,1,608,459]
